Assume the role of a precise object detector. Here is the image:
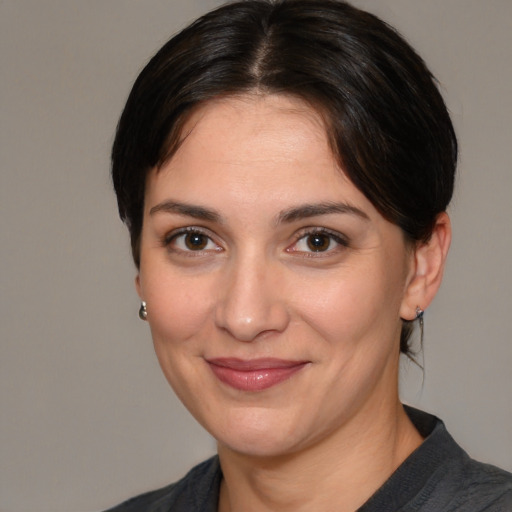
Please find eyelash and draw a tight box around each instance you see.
[163,227,221,255]
[162,227,349,256]
[288,228,349,257]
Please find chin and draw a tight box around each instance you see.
[219,432,299,459]
[211,407,307,459]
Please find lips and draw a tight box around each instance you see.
[206,358,308,392]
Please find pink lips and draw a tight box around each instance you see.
[207,358,308,392]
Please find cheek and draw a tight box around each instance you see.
[143,268,216,345]
[142,270,217,408]
[290,263,405,347]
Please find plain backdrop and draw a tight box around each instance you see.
[1,1,511,511]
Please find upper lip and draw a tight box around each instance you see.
[206,358,308,371]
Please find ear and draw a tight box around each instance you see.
[135,274,143,300]
[400,212,452,321]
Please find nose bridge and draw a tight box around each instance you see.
[215,247,289,342]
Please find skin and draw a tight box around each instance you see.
[136,94,451,511]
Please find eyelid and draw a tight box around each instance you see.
[287,227,349,254]
[161,225,348,256]
[163,226,222,253]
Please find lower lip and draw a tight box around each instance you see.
[208,362,307,392]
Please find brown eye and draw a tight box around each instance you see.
[306,233,331,252]
[166,229,220,254]
[184,233,209,250]
[289,229,348,255]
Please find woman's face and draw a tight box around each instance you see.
[137,95,415,457]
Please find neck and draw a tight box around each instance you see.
[217,400,422,512]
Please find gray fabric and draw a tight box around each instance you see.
[105,407,512,511]
[105,457,221,512]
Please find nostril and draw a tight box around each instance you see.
[215,299,290,342]
[214,260,290,341]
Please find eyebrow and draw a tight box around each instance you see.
[149,200,369,225]
[149,200,221,222]
[276,202,369,224]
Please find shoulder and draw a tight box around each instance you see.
[103,456,221,512]
[439,457,512,511]
[404,407,512,512]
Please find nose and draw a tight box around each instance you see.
[214,255,290,342]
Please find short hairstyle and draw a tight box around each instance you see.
[112,0,457,356]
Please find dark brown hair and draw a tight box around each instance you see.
[112,0,457,356]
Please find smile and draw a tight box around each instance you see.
[206,358,309,392]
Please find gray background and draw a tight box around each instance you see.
[1,1,511,511]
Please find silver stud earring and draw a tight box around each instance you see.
[139,301,148,321]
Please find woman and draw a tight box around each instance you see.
[107,0,511,510]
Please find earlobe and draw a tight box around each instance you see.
[400,212,452,321]
[135,274,143,299]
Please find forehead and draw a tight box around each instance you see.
[180,93,330,156]
[145,93,379,223]
[156,94,338,183]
